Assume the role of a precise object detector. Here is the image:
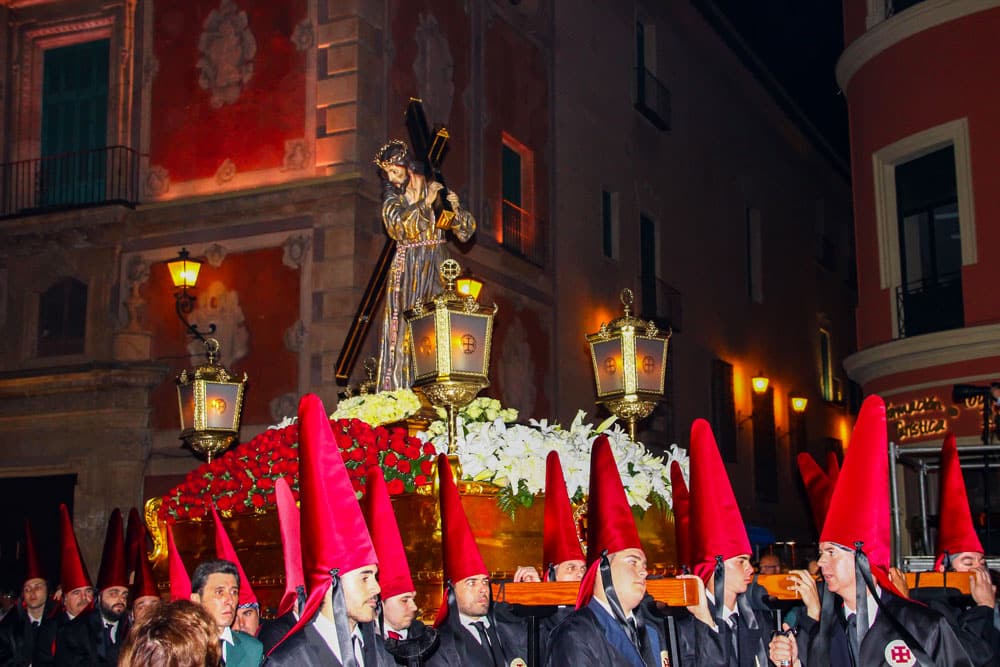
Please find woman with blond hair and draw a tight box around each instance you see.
[118,600,222,667]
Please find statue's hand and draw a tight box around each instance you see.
[446,191,461,211]
[425,181,444,206]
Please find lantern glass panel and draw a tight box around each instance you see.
[205,382,241,430]
[408,314,438,378]
[178,384,195,430]
[591,338,625,396]
[634,336,668,394]
[449,313,489,375]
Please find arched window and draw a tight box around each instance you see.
[38,278,87,356]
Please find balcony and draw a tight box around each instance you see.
[895,273,963,338]
[501,199,545,266]
[634,67,671,132]
[1,146,141,219]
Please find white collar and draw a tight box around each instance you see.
[219,625,234,645]
[313,612,343,663]
[705,591,738,623]
[459,612,488,629]
[841,584,880,629]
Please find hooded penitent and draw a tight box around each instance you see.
[59,504,93,598]
[934,433,984,570]
[23,519,46,585]
[797,452,835,533]
[363,469,415,602]
[269,394,378,656]
[210,503,258,610]
[543,451,585,581]
[274,476,304,617]
[96,508,128,592]
[131,523,160,601]
[670,461,690,572]
[124,507,143,584]
[166,523,191,601]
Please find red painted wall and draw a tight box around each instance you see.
[842,0,868,46]
[846,9,1000,348]
[150,0,307,182]
[144,246,300,430]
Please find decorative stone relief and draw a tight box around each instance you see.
[204,243,227,268]
[269,392,298,424]
[282,234,310,269]
[291,19,314,52]
[282,139,310,171]
[284,320,307,352]
[413,13,454,126]
[185,281,249,367]
[122,255,150,332]
[498,314,537,417]
[146,166,170,196]
[197,0,257,109]
[0,264,7,328]
[215,158,236,185]
[143,51,159,86]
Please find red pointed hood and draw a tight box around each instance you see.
[543,451,584,576]
[59,504,93,594]
[797,452,835,533]
[274,477,304,616]
[23,520,46,584]
[166,523,191,601]
[363,469,415,600]
[826,450,841,484]
[97,508,128,591]
[670,461,691,570]
[935,434,984,569]
[820,395,891,570]
[124,508,143,583]
[435,455,488,625]
[210,504,258,607]
[689,419,751,583]
[575,436,643,608]
[131,523,160,600]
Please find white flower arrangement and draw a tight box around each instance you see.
[329,388,423,426]
[419,400,690,513]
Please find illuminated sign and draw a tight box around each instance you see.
[886,394,985,443]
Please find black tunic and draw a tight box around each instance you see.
[53,608,129,667]
[259,611,297,655]
[264,618,393,667]
[672,596,772,667]
[545,600,670,667]
[0,603,57,667]
[425,603,528,667]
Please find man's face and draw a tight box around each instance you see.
[724,555,754,596]
[22,579,48,612]
[758,555,781,575]
[607,548,648,613]
[554,559,586,582]
[100,587,128,622]
[192,572,239,631]
[818,542,856,599]
[948,551,987,572]
[454,575,491,619]
[64,586,93,617]
[342,565,380,626]
[234,606,260,636]
[384,164,409,188]
[132,595,160,624]
[382,591,417,631]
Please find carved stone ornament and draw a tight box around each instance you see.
[197,0,257,109]
[215,158,237,185]
[146,165,170,196]
[204,243,227,268]
[282,234,310,269]
[143,51,159,86]
[283,320,307,352]
[282,139,311,171]
[291,19,314,52]
[270,392,298,423]
[413,13,454,126]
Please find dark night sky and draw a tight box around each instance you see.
[711,1,850,165]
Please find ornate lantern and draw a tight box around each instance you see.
[176,339,247,462]
[586,288,671,441]
[404,259,496,470]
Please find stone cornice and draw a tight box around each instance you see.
[844,323,1000,386]
[0,362,170,397]
[836,0,1000,92]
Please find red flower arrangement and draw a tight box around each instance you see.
[159,418,436,522]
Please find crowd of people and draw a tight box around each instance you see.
[0,393,997,666]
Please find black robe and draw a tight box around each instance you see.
[53,608,129,667]
[425,603,528,667]
[544,600,669,667]
[922,595,999,667]
[259,611,297,655]
[673,595,773,667]
[264,618,393,667]
[804,590,974,666]
[0,602,57,667]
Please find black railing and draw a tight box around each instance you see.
[502,199,545,266]
[1,146,141,218]
[634,67,671,131]
[895,273,964,338]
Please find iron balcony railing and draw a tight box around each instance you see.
[502,199,545,266]
[895,272,964,339]
[1,145,141,218]
[634,66,671,131]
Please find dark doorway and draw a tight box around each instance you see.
[0,475,77,590]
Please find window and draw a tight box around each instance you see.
[38,278,88,356]
[500,134,541,264]
[746,207,763,303]
[634,19,670,131]
[819,328,833,402]
[711,359,738,462]
[601,190,619,260]
[894,146,963,337]
[753,387,778,503]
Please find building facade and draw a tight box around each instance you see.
[0,0,855,575]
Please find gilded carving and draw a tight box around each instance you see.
[197,0,257,108]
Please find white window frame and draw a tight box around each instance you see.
[871,118,976,338]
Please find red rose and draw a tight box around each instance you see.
[420,460,434,475]
[422,443,436,455]
[383,453,398,467]
[391,438,407,454]
[405,446,421,459]
[386,478,405,495]
[257,478,274,490]
[415,474,428,486]
[349,448,365,462]
[218,495,233,511]
[251,493,265,509]
[396,460,411,473]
